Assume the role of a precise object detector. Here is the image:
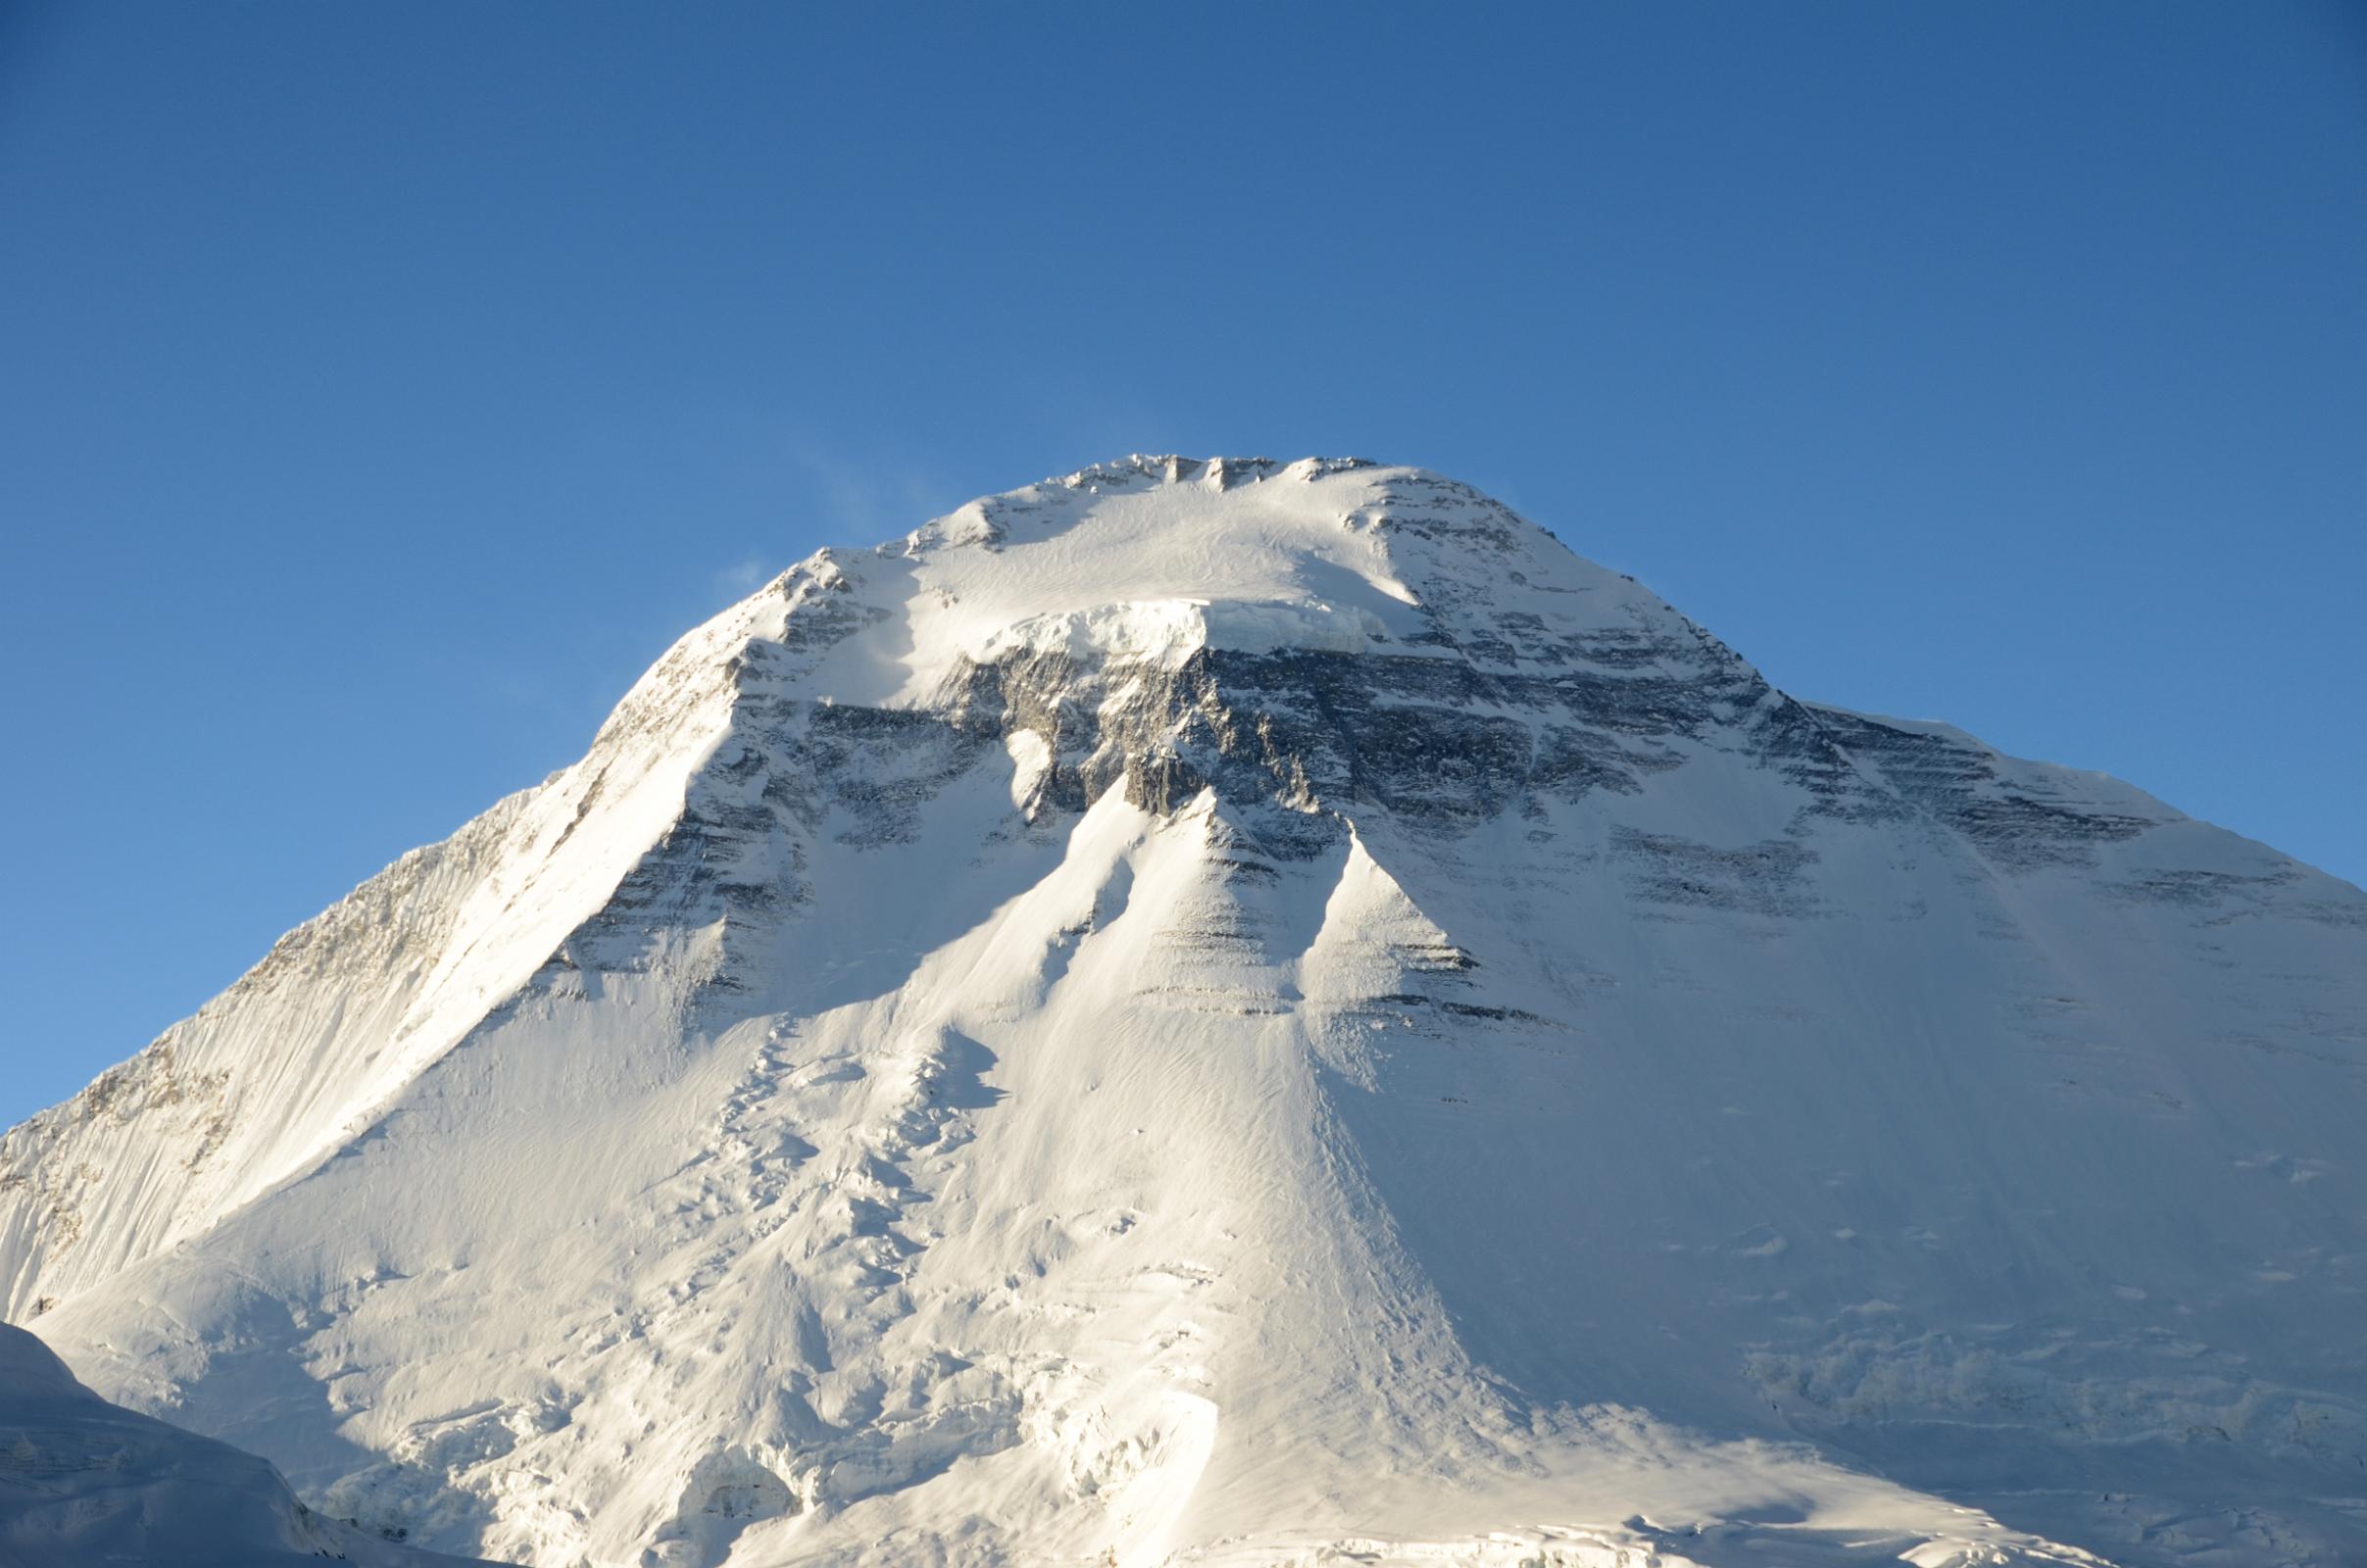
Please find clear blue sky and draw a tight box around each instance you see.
[3,2,2361,1128]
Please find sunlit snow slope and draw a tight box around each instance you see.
[5,457,2362,1568]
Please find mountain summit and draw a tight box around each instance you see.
[5,457,2362,1567]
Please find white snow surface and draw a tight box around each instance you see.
[2,455,2362,1568]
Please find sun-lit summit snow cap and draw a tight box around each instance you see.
[766,454,1706,709]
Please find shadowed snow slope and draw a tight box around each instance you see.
[4,457,2362,1567]
[0,1322,497,1566]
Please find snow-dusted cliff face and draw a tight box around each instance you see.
[4,456,2362,1568]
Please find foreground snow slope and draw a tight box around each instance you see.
[4,457,2362,1567]
[0,1322,496,1567]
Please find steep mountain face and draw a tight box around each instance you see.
[3,456,2362,1568]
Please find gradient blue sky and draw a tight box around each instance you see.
[3,2,2362,1127]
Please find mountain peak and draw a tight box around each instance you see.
[1045,453,1384,492]
[764,457,1701,719]
[5,456,2363,1568]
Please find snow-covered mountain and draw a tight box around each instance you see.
[4,456,2361,1568]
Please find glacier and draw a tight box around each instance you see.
[2,456,2361,1567]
